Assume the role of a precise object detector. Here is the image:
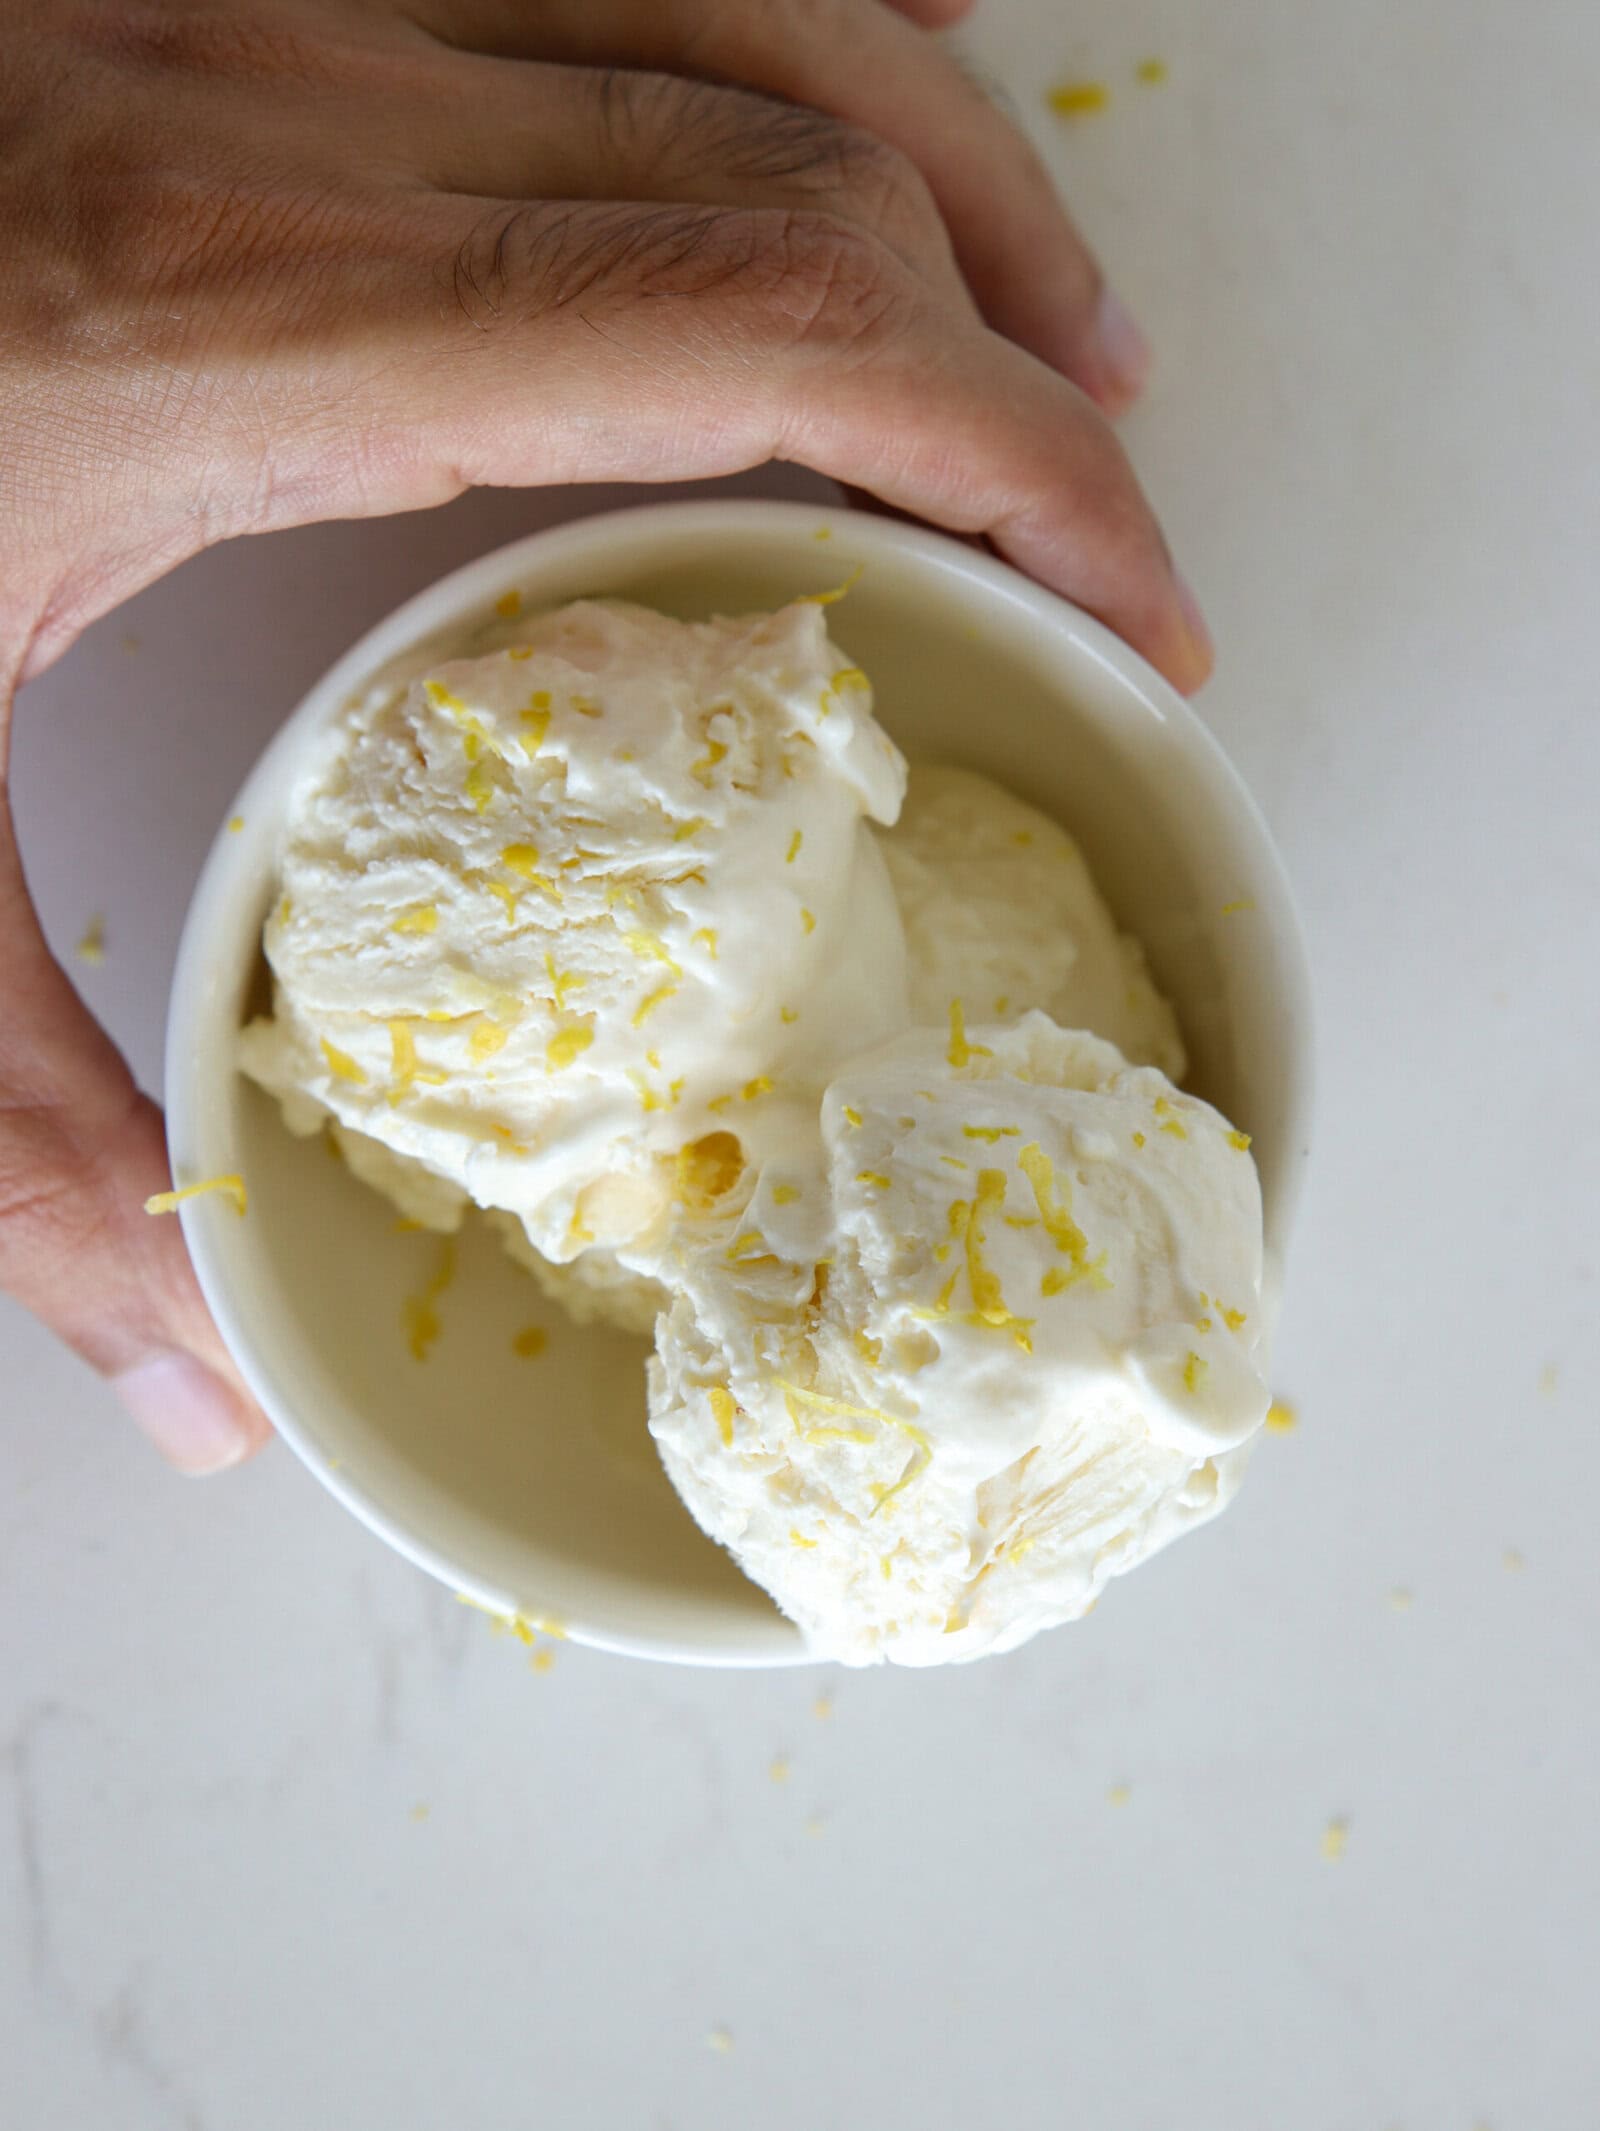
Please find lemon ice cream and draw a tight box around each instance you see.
[877,762,1184,1077]
[240,596,910,1266]
[647,1014,1268,1665]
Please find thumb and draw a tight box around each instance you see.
[0,763,270,1475]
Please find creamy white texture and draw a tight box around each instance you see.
[240,597,909,1263]
[876,762,1185,1079]
[647,1016,1268,1666]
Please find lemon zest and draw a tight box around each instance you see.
[547,1024,595,1070]
[709,1387,737,1445]
[947,998,991,1069]
[402,1237,456,1362]
[796,562,864,605]
[1047,79,1109,117]
[144,1173,246,1218]
[321,1038,366,1085]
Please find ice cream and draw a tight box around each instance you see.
[241,596,910,1268]
[647,1015,1268,1665]
[876,762,1184,1077]
[242,591,1271,1666]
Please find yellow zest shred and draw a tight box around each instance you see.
[1223,1306,1248,1332]
[691,737,727,787]
[692,926,718,958]
[1047,79,1109,117]
[1018,1142,1110,1291]
[964,1125,1019,1142]
[547,1023,595,1071]
[484,878,518,923]
[424,679,466,714]
[1228,1129,1252,1152]
[500,843,540,876]
[742,1076,772,1101]
[571,694,602,718]
[508,645,533,662]
[829,667,869,693]
[464,761,496,813]
[856,1171,890,1191]
[1136,56,1168,84]
[495,589,521,619]
[387,1020,445,1100]
[725,1231,771,1263]
[785,829,803,864]
[144,1173,247,1218]
[633,981,677,1027]
[1154,1096,1189,1140]
[227,815,244,833]
[775,1381,930,1505]
[469,1020,510,1061]
[321,1038,367,1085]
[842,1105,863,1128]
[801,908,816,935]
[1132,1131,1147,1149]
[963,1169,1010,1323]
[709,1387,737,1445]
[1221,896,1256,915]
[780,1005,799,1024]
[623,928,680,973]
[790,1528,818,1549]
[392,904,438,936]
[672,817,705,842]
[519,694,552,754]
[75,917,106,966]
[512,1325,548,1359]
[544,951,585,1009]
[796,563,865,606]
[947,998,991,1069]
[1182,1351,1209,1395]
[1265,1398,1297,1434]
[403,1237,456,1362]
[771,1183,799,1205]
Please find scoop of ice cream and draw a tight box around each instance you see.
[876,762,1184,1078]
[647,1013,1267,1665]
[241,597,910,1264]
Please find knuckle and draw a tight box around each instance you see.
[441,198,921,369]
[740,210,921,359]
[444,200,759,326]
[690,90,941,246]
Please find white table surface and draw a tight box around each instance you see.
[5,3,1598,2125]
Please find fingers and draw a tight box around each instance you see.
[355,196,1208,689]
[403,0,1146,412]
[383,60,969,306]
[0,760,270,1473]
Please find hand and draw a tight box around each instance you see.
[0,0,1213,1472]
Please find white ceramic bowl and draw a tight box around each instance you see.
[166,499,1313,1666]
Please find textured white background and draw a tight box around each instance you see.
[5,2,1598,2125]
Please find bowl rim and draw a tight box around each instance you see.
[166,494,1315,1667]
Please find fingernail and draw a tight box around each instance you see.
[114,1351,257,1476]
[1174,572,1215,678]
[1090,288,1152,406]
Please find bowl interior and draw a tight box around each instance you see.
[174,504,1309,1665]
